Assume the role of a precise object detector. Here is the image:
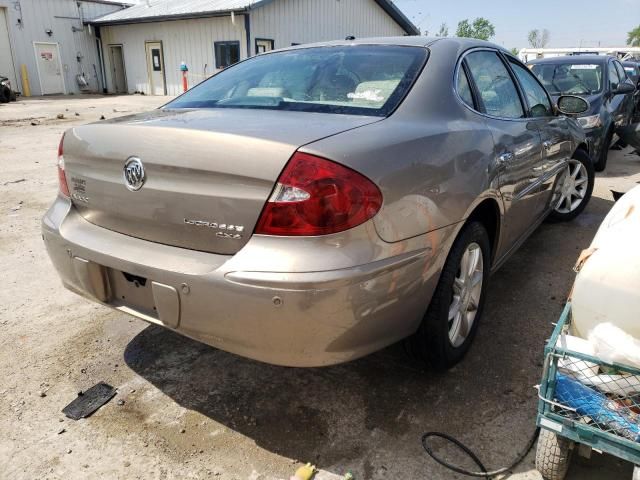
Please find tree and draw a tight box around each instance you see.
[510,47,520,56]
[528,29,550,48]
[456,18,495,41]
[436,23,449,37]
[628,25,640,47]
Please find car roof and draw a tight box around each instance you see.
[622,60,640,67]
[527,55,608,66]
[278,36,508,52]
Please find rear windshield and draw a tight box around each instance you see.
[530,63,603,95]
[166,45,428,116]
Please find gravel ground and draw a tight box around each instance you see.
[1,94,639,480]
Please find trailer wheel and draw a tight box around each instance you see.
[536,429,574,480]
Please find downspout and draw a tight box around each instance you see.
[244,12,251,59]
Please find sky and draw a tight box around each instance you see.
[393,0,640,49]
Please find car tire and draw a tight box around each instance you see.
[548,150,594,223]
[535,429,574,480]
[0,86,10,103]
[9,91,16,102]
[406,221,491,370]
[593,128,613,172]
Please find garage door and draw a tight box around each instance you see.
[0,7,18,89]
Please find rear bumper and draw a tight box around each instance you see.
[43,196,449,366]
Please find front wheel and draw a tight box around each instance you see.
[406,221,491,370]
[548,150,594,222]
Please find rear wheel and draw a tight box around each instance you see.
[535,429,574,480]
[594,129,613,172]
[407,221,490,370]
[548,150,594,222]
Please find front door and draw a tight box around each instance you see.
[34,42,65,95]
[464,50,546,254]
[145,41,165,95]
[109,45,127,94]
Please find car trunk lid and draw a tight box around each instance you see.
[63,108,380,255]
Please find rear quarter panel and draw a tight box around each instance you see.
[302,40,501,243]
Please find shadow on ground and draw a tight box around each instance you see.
[123,195,630,478]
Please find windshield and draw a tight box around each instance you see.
[166,45,428,116]
[530,63,603,95]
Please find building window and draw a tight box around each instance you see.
[214,41,240,69]
[255,38,274,55]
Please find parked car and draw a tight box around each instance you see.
[0,75,17,103]
[622,61,640,121]
[43,37,594,370]
[528,55,636,171]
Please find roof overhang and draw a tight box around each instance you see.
[90,0,419,35]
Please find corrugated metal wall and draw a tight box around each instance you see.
[0,0,124,95]
[250,0,406,53]
[100,16,247,96]
[99,0,407,96]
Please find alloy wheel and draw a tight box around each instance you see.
[554,159,589,214]
[448,242,484,348]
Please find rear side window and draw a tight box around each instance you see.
[465,51,524,119]
[456,68,475,108]
[508,59,553,117]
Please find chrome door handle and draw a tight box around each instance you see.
[497,152,514,165]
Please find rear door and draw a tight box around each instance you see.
[464,50,546,253]
[506,56,574,213]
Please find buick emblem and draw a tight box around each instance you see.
[123,157,146,191]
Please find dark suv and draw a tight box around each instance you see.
[528,55,636,171]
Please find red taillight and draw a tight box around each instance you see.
[255,152,382,236]
[57,133,70,197]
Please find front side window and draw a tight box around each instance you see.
[530,63,603,95]
[465,51,524,119]
[608,62,621,90]
[215,41,240,69]
[614,61,628,83]
[508,59,553,117]
[168,46,428,116]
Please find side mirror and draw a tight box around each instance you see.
[615,82,635,95]
[556,95,590,115]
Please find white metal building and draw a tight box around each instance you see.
[0,0,131,95]
[91,0,419,96]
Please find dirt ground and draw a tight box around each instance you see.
[1,94,639,480]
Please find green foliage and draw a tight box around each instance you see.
[436,23,449,37]
[528,29,550,48]
[510,47,520,56]
[628,25,640,47]
[456,18,495,41]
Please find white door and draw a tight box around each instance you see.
[34,42,65,95]
[109,45,127,93]
[145,42,165,95]
[0,8,17,88]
